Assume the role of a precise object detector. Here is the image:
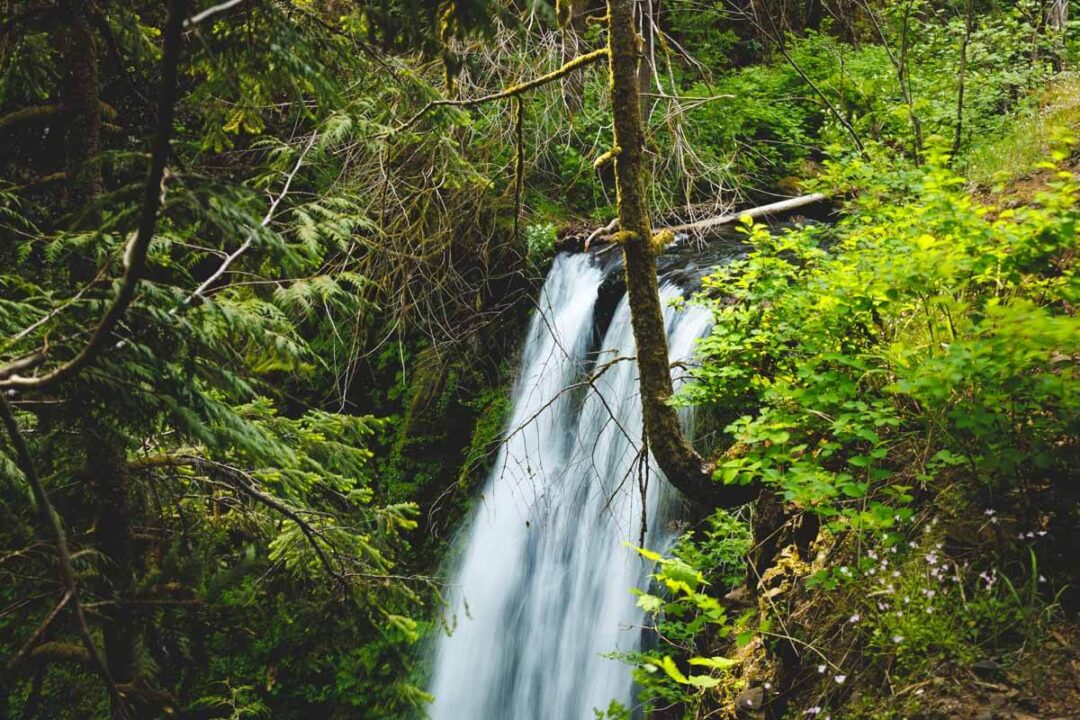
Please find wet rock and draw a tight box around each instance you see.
[734,685,764,715]
[973,658,1006,676]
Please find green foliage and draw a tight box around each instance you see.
[633,140,1078,717]
[687,141,1078,527]
[619,514,752,715]
[524,221,557,265]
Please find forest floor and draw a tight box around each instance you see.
[924,623,1080,720]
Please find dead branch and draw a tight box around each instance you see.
[181,131,318,304]
[665,192,828,234]
[584,192,828,244]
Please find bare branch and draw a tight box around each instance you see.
[184,0,246,28]
[182,131,318,304]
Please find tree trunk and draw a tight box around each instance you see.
[1048,0,1069,70]
[87,431,138,719]
[606,0,754,508]
[805,0,823,31]
[637,0,657,122]
[61,0,101,208]
[1048,0,1069,30]
[952,0,974,158]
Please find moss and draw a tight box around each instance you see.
[650,229,674,253]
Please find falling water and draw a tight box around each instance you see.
[428,252,713,719]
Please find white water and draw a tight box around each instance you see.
[428,253,712,719]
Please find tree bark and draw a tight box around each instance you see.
[805,0,823,31]
[606,0,754,508]
[60,0,102,208]
[637,0,657,122]
[87,431,138,720]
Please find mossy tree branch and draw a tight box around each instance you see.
[394,46,609,133]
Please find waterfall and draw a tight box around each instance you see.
[428,252,712,719]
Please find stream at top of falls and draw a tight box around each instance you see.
[427,251,716,719]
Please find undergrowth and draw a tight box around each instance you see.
[620,138,1079,718]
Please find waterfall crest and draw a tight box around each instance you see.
[428,253,712,719]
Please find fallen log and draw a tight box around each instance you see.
[664,192,828,234]
[573,191,828,250]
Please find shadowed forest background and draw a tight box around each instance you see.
[0,0,1077,718]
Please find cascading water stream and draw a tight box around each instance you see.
[428,252,713,719]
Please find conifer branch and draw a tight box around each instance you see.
[0,397,130,718]
[0,0,189,392]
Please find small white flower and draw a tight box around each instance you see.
[764,682,772,690]
[915,688,925,696]
[849,613,861,623]
[892,634,904,643]
[817,664,826,674]
[985,508,996,516]
[834,674,847,684]
[1039,575,1047,583]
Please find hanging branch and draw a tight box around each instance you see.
[130,454,348,590]
[0,397,130,718]
[512,97,525,244]
[393,47,609,133]
[0,0,189,391]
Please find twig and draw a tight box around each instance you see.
[182,131,318,303]
[5,590,72,672]
[183,0,245,28]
